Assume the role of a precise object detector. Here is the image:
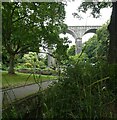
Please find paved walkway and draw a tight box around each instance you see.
[1,80,56,106]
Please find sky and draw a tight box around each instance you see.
[61,1,112,45]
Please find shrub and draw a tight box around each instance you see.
[2,64,8,71]
[42,61,116,119]
[24,62,33,68]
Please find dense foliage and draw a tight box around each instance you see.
[2,2,68,74]
[77,1,117,64]
[41,23,117,119]
[83,23,109,63]
[18,52,46,69]
[42,61,116,119]
[2,1,117,119]
[67,45,75,56]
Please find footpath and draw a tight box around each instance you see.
[1,80,56,107]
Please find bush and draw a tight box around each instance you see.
[2,64,8,71]
[24,62,33,68]
[40,68,58,75]
[16,67,58,76]
[42,61,116,119]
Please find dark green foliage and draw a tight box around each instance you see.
[2,2,117,119]
[2,2,68,74]
[78,2,111,18]
[41,20,117,117]
[107,64,117,95]
[67,45,75,56]
[3,56,116,119]
[42,60,116,119]
[2,93,43,120]
[83,23,109,63]
[53,37,69,63]
[77,1,117,64]
[41,21,117,119]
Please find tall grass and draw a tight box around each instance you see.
[2,61,117,119]
[42,61,117,119]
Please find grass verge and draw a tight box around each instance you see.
[2,71,57,89]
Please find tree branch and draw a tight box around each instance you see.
[12,15,27,24]
[39,51,56,58]
[11,3,19,19]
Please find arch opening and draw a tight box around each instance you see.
[66,29,77,39]
[59,29,76,48]
[84,29,97,35]
[82,33,95,43]
[82,28,97,43]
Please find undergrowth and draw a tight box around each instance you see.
[42,61,117,119]
[2,61,117,119]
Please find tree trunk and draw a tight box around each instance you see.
[108,2,117,64]
[8,54,15,74]
[107,2,117,95]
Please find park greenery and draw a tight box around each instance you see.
[2,71,56,89]
[83,23,109,63]
[2,1,117,119]
[2,2,68,74]
[67,45,75,56]
[40,23,117,119]
[77,1,117,64]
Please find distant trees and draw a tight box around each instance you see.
[77,1,117,64]
[83,23,109,63]
[2,2,68,74]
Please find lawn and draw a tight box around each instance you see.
[2,71,57,89]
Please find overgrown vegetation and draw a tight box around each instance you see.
[83,23,109,63]
[3,62,117,119]
[2,2,68,74]
[42,61,116,119]
[41,23,117,118]
[2,1,117,119]
[3,23,117,119]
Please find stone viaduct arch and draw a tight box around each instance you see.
[67,26,101,54]
[47,25,101,67]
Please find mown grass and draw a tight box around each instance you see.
[2,71,57,89]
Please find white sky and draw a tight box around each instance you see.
[61,0,112,45]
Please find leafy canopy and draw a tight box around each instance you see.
[2,2,68,55]
[83,23,109,63]
[67,45,75,56]
[73,1,111,18]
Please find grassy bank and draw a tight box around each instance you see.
[2,71,57,89]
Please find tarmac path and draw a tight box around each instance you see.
[1,80,57,105]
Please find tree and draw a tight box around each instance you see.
[77,1,117,95]
[22,52,46,69]
[2,2,67,74]
[77,1,117,64]
[108,2,117,64]
[67,45,75,56]
[83,23,109,63]
[83,35,98,62]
